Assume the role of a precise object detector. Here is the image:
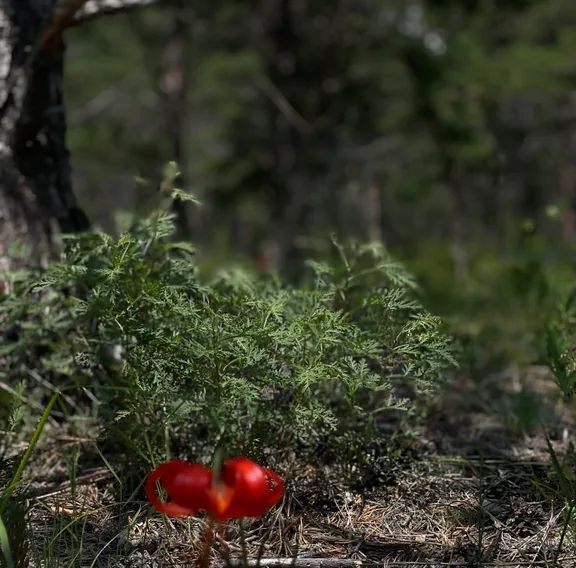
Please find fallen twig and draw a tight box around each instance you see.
[216,559,373,567]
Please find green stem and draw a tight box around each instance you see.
[555,501,575,565]
[212,447,225,485]
[239,519,249,568]
[216,522,232,568]
[198,518,216,568]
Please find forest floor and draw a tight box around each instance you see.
[18,364,576,567]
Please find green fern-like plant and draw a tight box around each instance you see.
[544,289,576,401]
[0,212,455,466]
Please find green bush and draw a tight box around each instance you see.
[545,289,576,402]
[0,213,455,465]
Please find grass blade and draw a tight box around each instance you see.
[0,392,59,514]
[0,514,14,568]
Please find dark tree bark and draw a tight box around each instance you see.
[0,0,160,273]
[163,0,192,238]
[0,0,62,271]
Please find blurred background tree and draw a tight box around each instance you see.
[64,0,576,271]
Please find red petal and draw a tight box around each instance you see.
[261,468,285,508]
[216,458,284,519]
[146,460,212,517]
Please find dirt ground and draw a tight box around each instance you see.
[17,365,576,567]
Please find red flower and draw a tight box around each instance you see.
[146,457,284,520]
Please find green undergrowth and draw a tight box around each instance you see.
[0,211,455,473]
[404,238,575,375]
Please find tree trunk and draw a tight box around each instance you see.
[0,0,67,271]
[0,0,160,274]
[161,0,191,237]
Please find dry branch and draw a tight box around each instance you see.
[217,560,371,568]
[45,0,162,53]
[75,0,161,21]
[218,557,576,568]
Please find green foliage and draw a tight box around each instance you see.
[404,229,576,377]
[0,394,59,514]
[544,290,576,400]
[0,394,56,568]
[0,501,27,568]
[0,514,14,568]
[0,215,454,465]
[542,435,576,563]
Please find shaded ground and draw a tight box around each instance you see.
[15,365,576,567]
